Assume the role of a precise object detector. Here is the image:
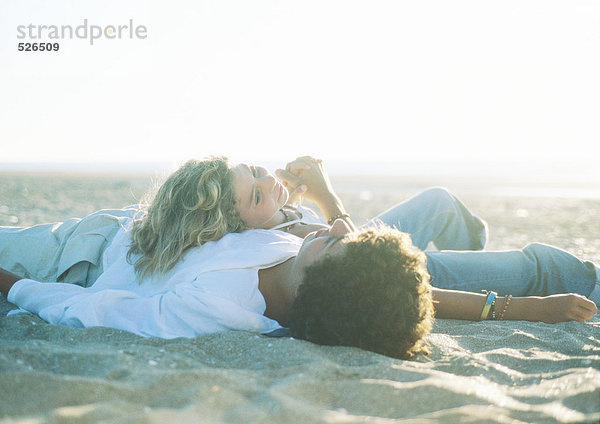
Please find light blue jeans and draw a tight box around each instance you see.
[365,187,488,251]
[361,187,600,305]
[425,243,600,305]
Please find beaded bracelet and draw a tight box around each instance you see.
[327,213,350,225]
[497,294,512,320]
[480,290,497,320]
[280,209,293,232]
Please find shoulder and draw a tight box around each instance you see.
[214,229,303,248]
[200,230,303,262]
[173,229,302,276]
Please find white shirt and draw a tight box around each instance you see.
[7,227,303,338]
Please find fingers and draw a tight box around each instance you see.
[277,169,307,204]
[285,156,323,174]
[576,296,598,320]
[285,158,312,174]
[287,163,311,176]
[572,307,593,322]
[582,297,598,315]
[295,155,322,163]
[544,294,598,323]
[288,184,307,204]
[570,293,597,314]
[569,305,592,322]
[586,297,598,314]
[290,184,307,196]
[565,294,597,322]
[276,169,301,186]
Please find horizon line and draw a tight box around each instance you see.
[0,160,597,180]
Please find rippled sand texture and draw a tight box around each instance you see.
[1,172,599,423]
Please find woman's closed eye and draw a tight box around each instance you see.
[255,189,261,205]
[250,166,262,205]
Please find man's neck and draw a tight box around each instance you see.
[258,257,300,326]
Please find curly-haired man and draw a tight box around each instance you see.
[289,227,434,359]
[286,221,598,359]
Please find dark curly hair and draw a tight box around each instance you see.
[289,227,434,360]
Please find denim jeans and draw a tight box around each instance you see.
[360,188,600,304]
[426,243,600,305]
[365,187,488,251]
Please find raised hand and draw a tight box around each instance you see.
[276,157,338,209]
[276,156,355,230]
[286,182,307,205]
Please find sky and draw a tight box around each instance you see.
[1,0,599,177]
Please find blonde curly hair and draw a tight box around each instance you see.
[127,157,246,280]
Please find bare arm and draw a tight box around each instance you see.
[276,156,356,230]
[0,268,23,298]
[433,288,598,323]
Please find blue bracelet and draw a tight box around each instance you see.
[480,290,497,320]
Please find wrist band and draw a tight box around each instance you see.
[280,208,293,232]
[497,294,512,320]
[480,290,497,320]
[328,213,350,225]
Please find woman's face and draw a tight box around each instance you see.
[232,163,289,229]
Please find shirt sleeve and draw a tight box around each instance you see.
[7,277,282,338]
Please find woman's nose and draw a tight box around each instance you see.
[259,174,277,191]
[329,219,352,237]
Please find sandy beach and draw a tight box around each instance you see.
[1,173,599,423]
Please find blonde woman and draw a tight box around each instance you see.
[126,157,246,280]
[0,154,487,289]
[230,157,487,250]
[0,157,245,288]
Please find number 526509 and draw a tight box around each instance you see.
[18,42,60,52]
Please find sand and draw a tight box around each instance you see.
[1,173,599,423]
